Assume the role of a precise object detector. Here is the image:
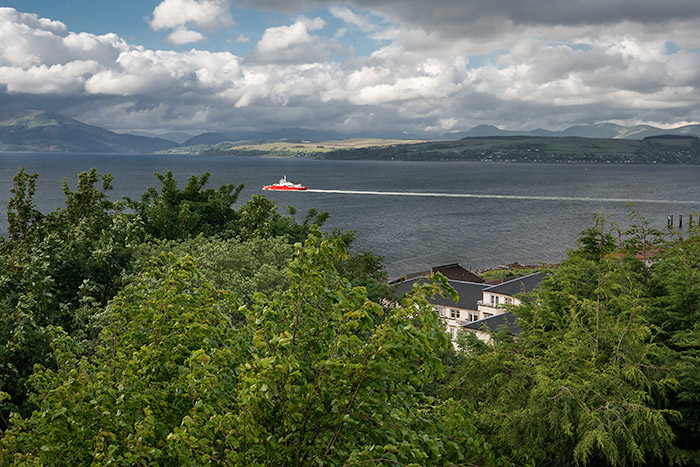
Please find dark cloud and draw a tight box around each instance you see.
[246,0,700,29]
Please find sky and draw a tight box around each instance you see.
[1,0,700,137]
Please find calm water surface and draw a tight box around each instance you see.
[2,153,699,278]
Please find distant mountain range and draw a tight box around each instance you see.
[442,122,700,140]
[181,128,346,146]
[2,110,700,154]
[0,111,178,153]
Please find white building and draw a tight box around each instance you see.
[394,272,546,347]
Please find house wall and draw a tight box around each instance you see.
[477,292,519,317]
[432,290,526,348]
[433,305,479,349]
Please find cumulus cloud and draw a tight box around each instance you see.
[85,48,243,96]
[0,8,127,67]
[150,0,234,44]
[166,26,206,44]
[0,61,102,94]
[247,18,335,64]
[256,21,317,53]
[150,0,234,30]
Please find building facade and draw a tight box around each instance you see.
[394,272,546,347]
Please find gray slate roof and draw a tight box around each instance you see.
[394,277,489,311]
[484,272,546,296]
[398,263,486,283]
[394,272,547,311]
[462,311,522,335]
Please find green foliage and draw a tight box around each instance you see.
[449,211,682,466]
[126,170,244,240]
[5,167,43,244]
[237,195,329,242]
[332,230,393,304]
[0,169,143,422]
[573,211,619,261]
[1,255,248,465]
[647,230,700,464]
[224,228,444,465]
[1,230,497,466]
[132,235,295,307]
[479,266,543,281]
[0,167,343,428]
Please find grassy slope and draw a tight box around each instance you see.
[164,138,426,155]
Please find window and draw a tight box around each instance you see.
[450,309,460,319]
[468,312,478,322]
[435,306,444,317]
[483,312,493,318]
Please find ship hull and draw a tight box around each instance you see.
[262,176,307,190]
[262,186,307,191]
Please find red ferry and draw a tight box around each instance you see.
[262,176,307,191]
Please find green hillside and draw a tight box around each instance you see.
[319,135,700,163]
[196,134,700,163]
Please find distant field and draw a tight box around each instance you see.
[198,138,426,156]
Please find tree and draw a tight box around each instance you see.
[131,234,295,307]
[448,213,679,466]
[0,169,143,423]
[126,171,244,240]
[2,230,499,466]
[236,195,329,242]
[1,254,248,465]
[5,167,43,245]
[648,228,700,465]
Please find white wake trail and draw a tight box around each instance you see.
[303,189,699,205]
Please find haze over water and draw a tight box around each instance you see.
[2,153,700,279]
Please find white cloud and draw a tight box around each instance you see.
[256,22,313,53]
[248,18,334,64]
[149,0,234,43]
[85,49,242,96]
[0,7,66,35]
[0,61,101,94]
[150,0,234,31]
[0,9,128,68]
[167,26,206,44]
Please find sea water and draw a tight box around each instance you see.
[1,152,699,278]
